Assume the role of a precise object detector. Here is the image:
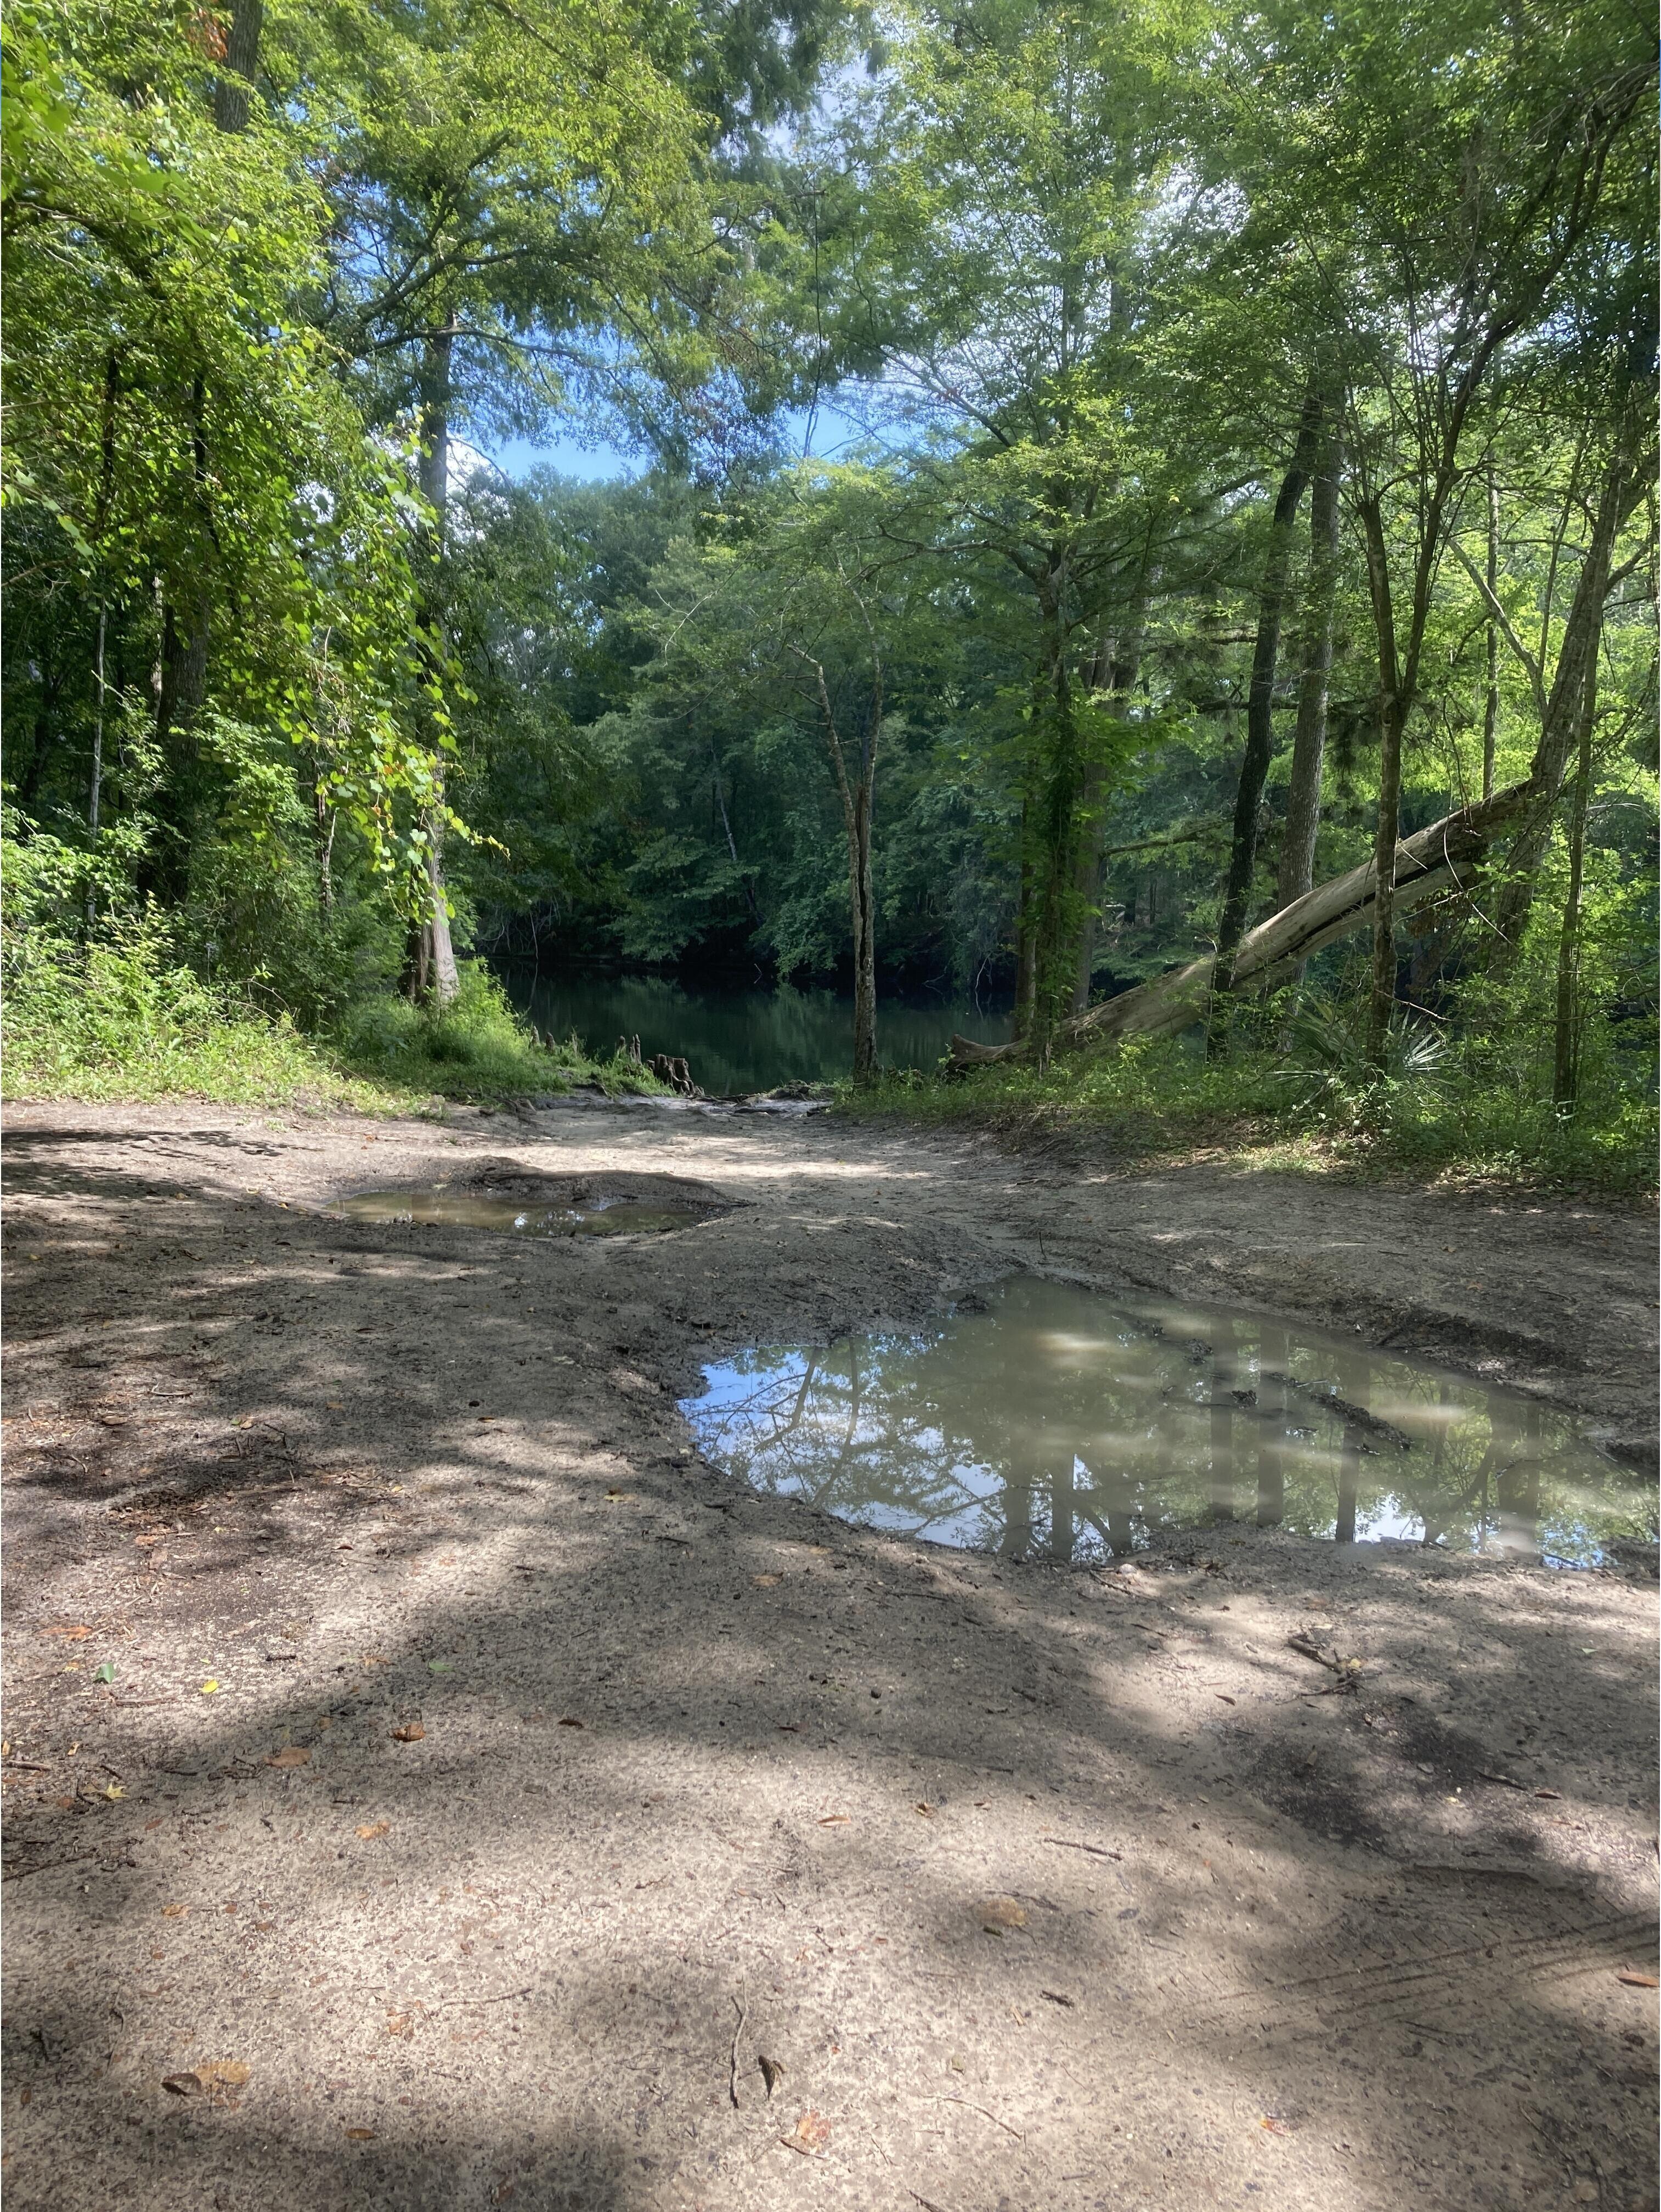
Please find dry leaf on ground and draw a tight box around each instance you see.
[391,1723,425,1743]
[267,1746,310,1769]
[752,1573,783,1587]
[758,2055,785,2099]
[344,2126,377,2140]
[1616,1970,1659,1988]
[162,2059,250,2104]
[982,1897,1027,1931]
[784,2109,830,2154]
[355,1820,389,1841]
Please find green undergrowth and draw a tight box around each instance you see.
[328,964,664,1106]
[1,921,659,1113]
[837,1018,1658,1199]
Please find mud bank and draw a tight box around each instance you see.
[3,1097,1656,2212]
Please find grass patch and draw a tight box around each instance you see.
[1,924,658,1113]
[837,1020,1658,1199]
[1,921,382,1109]
[327,964,662,1105]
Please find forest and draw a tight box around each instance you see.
[4,10,1659,2202]
[4,0,1656,1182]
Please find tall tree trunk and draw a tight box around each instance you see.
[1024,568,1085,1054]
[800,651,882,1085]
[1069,581,1152,1013]
[709,735,760,921]
[1481,472,1499,803]
[146,4,256,861]
[1492,411,1648,965]
[313,770,336,917]
[213,0,263,131]
[21,658,63,810]
[1012,793,1038,1035]
[1208,390,1323,1051]
[423,843,460,1003]
[1358,493,1406,1071]
[849,772,877,1084]
[86,603,107,928]
[1551,652,1598,1111]
[86,346,120,924]
[1068,625,1115,1015]
[1276,419,1343,910]
[408,326,460,1006]
[418,328,453,521]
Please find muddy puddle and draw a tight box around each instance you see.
[682,1277,1654,1567]
[327,1185,706,1238]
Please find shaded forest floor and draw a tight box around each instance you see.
[2,1096,1657,2212]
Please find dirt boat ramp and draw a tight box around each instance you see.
[3,1096,1656,2212]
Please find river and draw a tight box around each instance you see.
[500,970,1011,1096]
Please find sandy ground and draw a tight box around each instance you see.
[2,1093,1657,2212]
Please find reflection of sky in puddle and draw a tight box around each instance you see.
[327,1186,704,1238]
[682,1279,1654,1569]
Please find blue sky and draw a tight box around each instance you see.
[483,398,873,484]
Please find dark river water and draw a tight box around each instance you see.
[501,971,1011,1096]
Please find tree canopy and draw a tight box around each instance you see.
[4,0,1654,1170]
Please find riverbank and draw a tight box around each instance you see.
[835,1040,1660,1201]
[3,1097,1656,2211]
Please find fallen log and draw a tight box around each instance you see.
[951,778,1537,1069]
[945,1034,1015,1069]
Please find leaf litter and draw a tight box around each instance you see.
[161,2059,250,2106]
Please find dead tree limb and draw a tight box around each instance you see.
[950,778,1537,1069]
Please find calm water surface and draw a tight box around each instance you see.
[682,1278,1653,1568]
[327,1187,707,1238]
[502,972,1010,1096]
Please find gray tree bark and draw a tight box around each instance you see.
[213,0,264,132]
[1358,490,1406,1069]
[1069,583,1152,1013]
[408,326,460,1006]
[801,652,880,1084]
[1208,388,1324,1051]
[1491,409,1650,963]
[1276,421,1343,909]
[1481,473,1499,803]
[1551,650,1598,1110]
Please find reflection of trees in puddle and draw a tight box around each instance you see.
[685,1285,1646,1566]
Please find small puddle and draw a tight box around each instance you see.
[327,1186,707,1238]
[681,1278,1653,1567]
